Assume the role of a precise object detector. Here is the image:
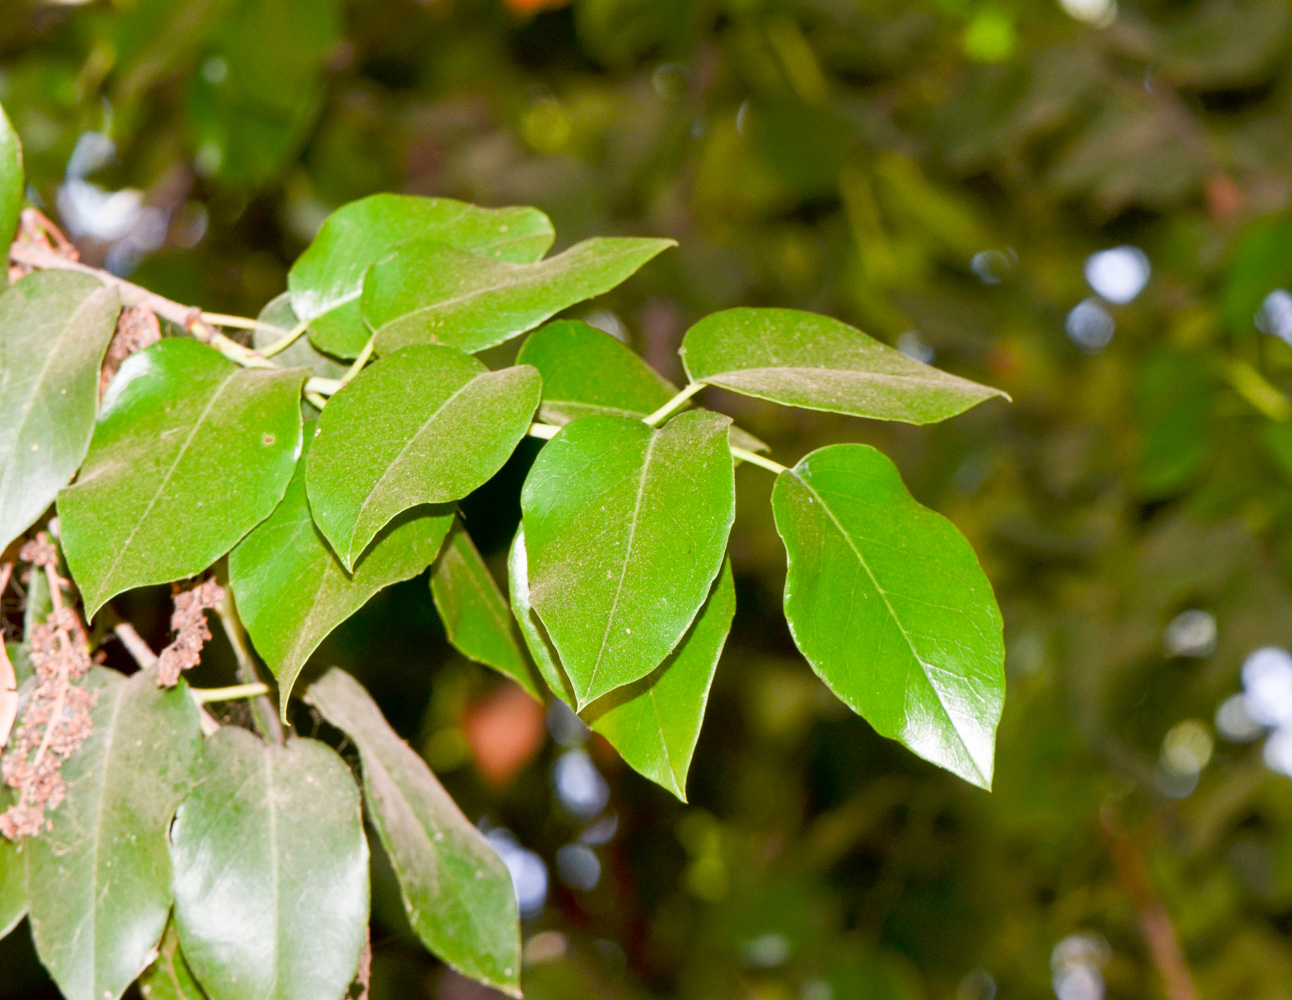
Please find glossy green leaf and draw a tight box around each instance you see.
[307,668,521,997]
[586,559,735,800]
[0,787,25,941]
[58,339,305,618]
[139,925,208,1000]
[289,194,555,358]
[0,100,22,243]
[26,667,202,1000]
[507,526,576,706]
[169,727,369,1000]
[521,411,735,707]
[771,444,1005,788]
[430,520,542,698]
[0,271,120,553]
[516,319,677,423]
[364,236,675,355]
[306,345,540,569]
[254,292,346,380]
[230,436,453,716]
[681,307,1007,424]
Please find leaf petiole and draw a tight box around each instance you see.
[260,317,311,357]
[641,381,703,426]
[200,311,267,331]
[191,682,270,704]
[731,446,786,474]
[342,336,377,384]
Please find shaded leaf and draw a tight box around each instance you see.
[289,194,554,359]
[307,668,521,997]
[254,292,346,380]
[364,237,675,355]
[507,526,575,706]
[771,444,1004,788]
[306,345,539,569]
[585,559,735,800]
[169,727,369,1000]
[26,667,202,1000]
[680,307,1006,424]
[0,787,25,941]
[430,520,542,698]
[0,99,22,242]
[521,411,735,707]
[139,924,208,1000]
[230,436,453,716]
[58,339,305,618]
[0,271,120,552]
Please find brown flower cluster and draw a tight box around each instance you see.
[100,306,161,397]
[8,208,78,284]
[157,579,225,687]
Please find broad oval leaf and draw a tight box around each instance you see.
[307,668,521,997]
[521,411,735,707]
[771,444,1005,788]
[58,339,305,618]
[507,527,575,707]
[0,271,120,552]
[230,436,453,717]
[585,558,735,801]
[289,194,555,358]
[253,292,346,380]
[169,727,369,1000]
[305,345,540,569]
[363,236,675,355]
[0,100,22,243]
[26,667,202,1000]
[681,307,1007,424]
[430,520,542,698]
[139,925,208,1000]
[0,787,25,941]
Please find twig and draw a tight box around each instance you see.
[642,381,704,426]
[113,621,159,668]
[191,683,269,704]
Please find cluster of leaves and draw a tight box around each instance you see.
[0,83,1008,1000]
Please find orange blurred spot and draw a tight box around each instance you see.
[504,0,570,14]
[1206,173,1242,221]
[463,683,546,786]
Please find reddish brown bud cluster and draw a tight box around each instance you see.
[157,578,225,688]
[100,306,162,397]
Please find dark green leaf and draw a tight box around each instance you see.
[289,194,555,358]
[681,307,1007,424]
[139,925,208,1000]
[170,728,369,1000]
[58,339,305,618]
[230,436,453,716]
[0,271,120,552]
[430,520,542,698]
[254,292,346,380]
[307,668,521,997]
[26,667,202,1000]
[1136,348,1215,498]
[0,787,25,941]
[586,558,735,800]
[521,411,735,707]
[0,100,22,243]
[306,345,540,569]
[364,237,675,355]
[771,444,1005,788]
[507,527,575,707]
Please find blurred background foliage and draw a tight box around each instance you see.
[4,0,1292,998]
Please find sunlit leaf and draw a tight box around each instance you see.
[58,339,305,618]
[169,727,369,1000]
[364,237,675,355]
[585,559,735,800]
[307,668,521,997]
[0,272,120,553]
[0,99,22,242]
[230,436,453,716]
[681,307,1006,424]
[305,344,539,569]
[289,194,555,358]
[139,925,208,1000]
[772,444,1005,788]
[521,411,735,707]
[26,668,202,1000]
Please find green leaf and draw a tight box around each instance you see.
[516,319,678,423]
[0,271,121,553]
[305,345,540,569]
[771,444,1005,788]
[169,727,369,1000]
[230,436,453,716]
[58,339,305,618]
[254,292,346,380]
[139,925,208,1000]
[26,667,203,1000]
[289,194,555,358]
[0,787,25,941]
[0,100,23,243]
[521,411,735,707]
[680,307,1007,424]
[430,520,542,698]
[1136,347,1215,498]
[364,236,675,355]
[507,527,576,707]
[585,558,735,800]
[307,668,521,998]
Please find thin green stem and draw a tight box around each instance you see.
[305,377,343,396]
[260,318,310,358]
[215,592,283,744]
[343,337,377,384]
[732,446,787,475]
[200,311,263,331]
[304,390,331,411]
[641,381,704,427]
[528,422,562,440]
[191,682,270,704]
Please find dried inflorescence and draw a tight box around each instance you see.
[8,208,79,284]
[100,306,162,397]
[157,578,225,687]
